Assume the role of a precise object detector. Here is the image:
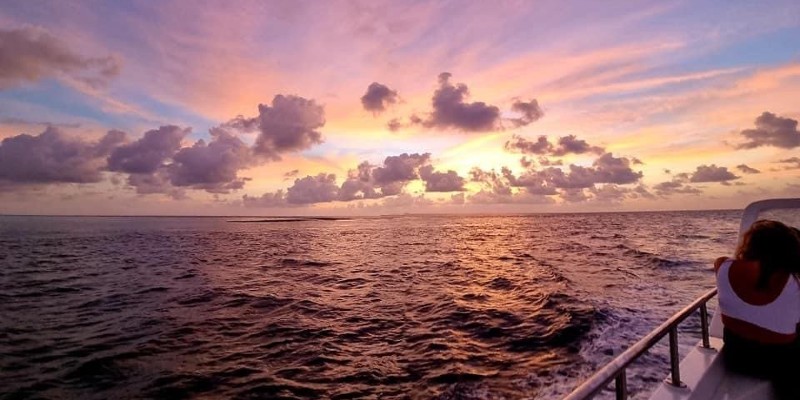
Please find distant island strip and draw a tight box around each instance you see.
[227,217,351,223]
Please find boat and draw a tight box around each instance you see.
[564,198,800,400]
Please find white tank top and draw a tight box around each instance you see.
[716,259,800,335]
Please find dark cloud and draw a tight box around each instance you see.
[283,169,300,179]
[590,153,642,184]
[271,153,435,206]
[468,167,552,204]
[361,82,399,114]
[422,72,501,132]
[167,128,253,193]
[736,164,760,174]
[419,165,466,192]
[387,118,403,132]
[653,180,703,196]
[223,114,260,132]
[470,167,513,197]
[561,188,590,203]
[126,172,185,199]
[0,27,120,89]
[0,127,123,184]
[339,153,431,199]
[372,153,431,185]
[777,157,800,169]
[473,152,642,204]
[338,177,381,201]
[467,167,557,204]
[225,95,325,159]
[504,134,604,157]
[689,164,739,183]
[509,99,543,127]
[107,125,188,174]
[339,162,382,201]
[737,112,800,149]
[632,185,656,200]
[516,153,641,190]
[95,130,127,156]
[589,185,634,203]
[0,117,82,129]
[503,167,558,195]
[552,135,605,156]
[393,74,544,133]
[545,166,596,189]
[505,135,552,155]
[242,190,287,208]
[632,157,644,165]
[286,173,340,204]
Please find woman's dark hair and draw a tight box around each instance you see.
[736,220,800,288]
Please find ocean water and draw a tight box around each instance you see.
[0,211,741,399]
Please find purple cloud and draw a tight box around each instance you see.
[473,151,642,204]
[286,173,340,204]
[777,157,800,169]
[552,135,605,156]
[505,134,604,157]
[0,127,124,184]
[338,177,382,201]
[107,125,188,174]
[590,152,642,184]
[689,164,739,183]
[509,99,544,127]
[589,185,634,203]
[736,164,760,174]
[505,135,552,154]
[419,165,466,192]
[737,112,800,149]
[167,128,253,193]
[361,82,399,114]
[0,27,120,89]
[653,180,703,196]
[469,167,519,203]
[506,168,559,195]
[421,72,501,132]
[225,95,325,159]
[126,172,185,199]
[242,190,287,208]
[561,188,590,203]
[372,153,431,185]
[387,118,403,132]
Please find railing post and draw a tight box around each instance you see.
[669,326,681,386]
[562,289,716,400]
[615,369,627,400]
[700,303,710,348]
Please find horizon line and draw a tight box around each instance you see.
[0,207,742,218]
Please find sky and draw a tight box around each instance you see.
[0,0,799,216]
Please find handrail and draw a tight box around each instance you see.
[738,198,800,241]
[563,288,718,400]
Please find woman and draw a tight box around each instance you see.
[714,220,800,398]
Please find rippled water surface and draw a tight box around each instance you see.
[0,212,740,399]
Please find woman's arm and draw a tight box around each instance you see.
[714,256,729,274]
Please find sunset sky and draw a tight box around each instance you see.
[1,0,799,215]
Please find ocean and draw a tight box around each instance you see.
[0,211,740,399]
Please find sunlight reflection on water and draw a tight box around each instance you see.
[1,211,740,399]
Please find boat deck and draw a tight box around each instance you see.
[648,337,775,400]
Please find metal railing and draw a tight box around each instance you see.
[563,288,718,400]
